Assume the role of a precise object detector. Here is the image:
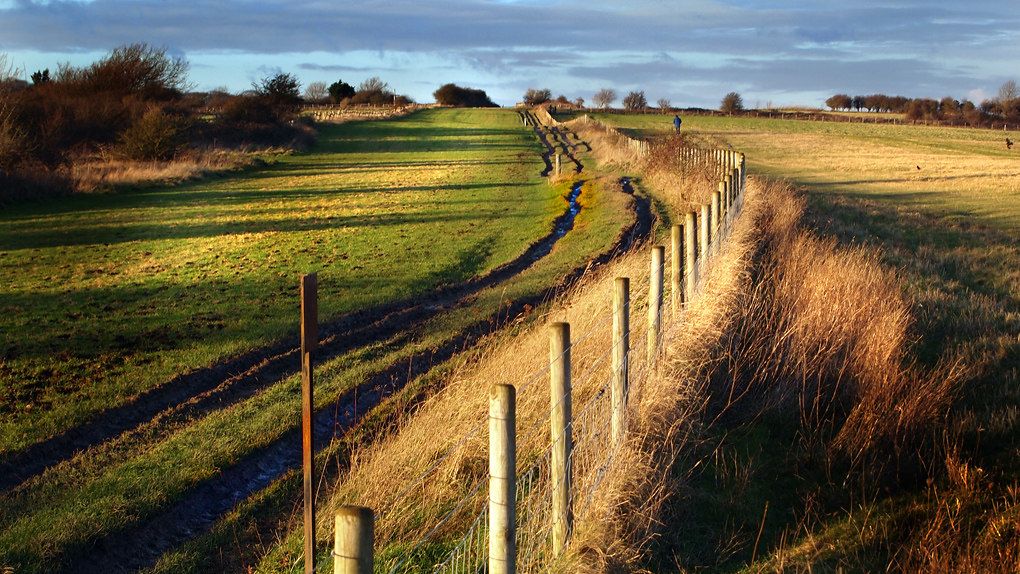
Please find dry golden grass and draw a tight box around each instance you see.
[565,118,644,171]
[642,134,726,213]
[567,177,969,573]
[317,240,671,569]
[70,148,266,193]
[569,177,761,574]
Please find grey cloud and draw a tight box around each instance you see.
[0,0,1017,107]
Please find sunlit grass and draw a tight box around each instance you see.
[0,109,637,572]
[0,108,551,456]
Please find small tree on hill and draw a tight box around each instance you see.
[359,77,389,93]
[255,72,301,115]
[623,91,648,110]
[593,88,616,109]
[826,94,852,111]
[721,92,743,114]
[328,80,355,103]
[523,88,551,105]
[433,83,497,107]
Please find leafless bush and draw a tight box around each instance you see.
[0,53,24,172]
[644,134,719,211]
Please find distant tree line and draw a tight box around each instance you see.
[826,82,1020,126]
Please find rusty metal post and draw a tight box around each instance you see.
[301,273,319,574]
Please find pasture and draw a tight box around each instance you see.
[580,111,1020,570]
[0,108,637,572]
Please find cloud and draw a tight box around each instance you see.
[0,0,1017,107]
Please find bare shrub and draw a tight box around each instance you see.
[643,134,720,211]
[0,53,24,171]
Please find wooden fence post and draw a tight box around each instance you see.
[648,246,664,364]
[612,278,629,444]
[685,212,697,299]
[670,225,682,319]
[550,323,573,556]
[301,273,319,574]
[700,205,710,277]
[712,188,721,256]
[490,384,516,574]
[555,153,561,176]
[334,507,373,574]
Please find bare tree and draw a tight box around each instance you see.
[522,88,551,105]
[304,81,328,102]
[657,98,671,112]
[622,91,648,110]
[721,92,744,114]
[0,53,24,171]
[574,97,585,108]
[359,77,389,93]
[593,88,617,109]
[999,79,1015,104]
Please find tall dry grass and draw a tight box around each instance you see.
[316,245,666,570]
[69,148,267,193]
[571,177,967,573]
[719,179,963,481]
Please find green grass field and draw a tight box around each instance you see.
[0,108,552,455]
[0,108,637,572]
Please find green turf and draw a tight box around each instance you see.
[0,108,552,456]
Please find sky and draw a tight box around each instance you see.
[1,0,1018,109]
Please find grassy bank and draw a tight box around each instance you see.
[575,113,1020,570]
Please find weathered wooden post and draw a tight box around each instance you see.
[700,204,710,274]
[334,507,373,574]
[550,323,573,556]
[555,153,562,176]
[648,246,664,363]
[712,187,722,256]
[612,278,629,444]
[670,225,682,319]
[490,384,516,574]
[685,212,697,299]
[301,273,319,574]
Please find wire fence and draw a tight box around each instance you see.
[320,142,747,574]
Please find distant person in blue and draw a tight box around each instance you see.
[673,114,682,133]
